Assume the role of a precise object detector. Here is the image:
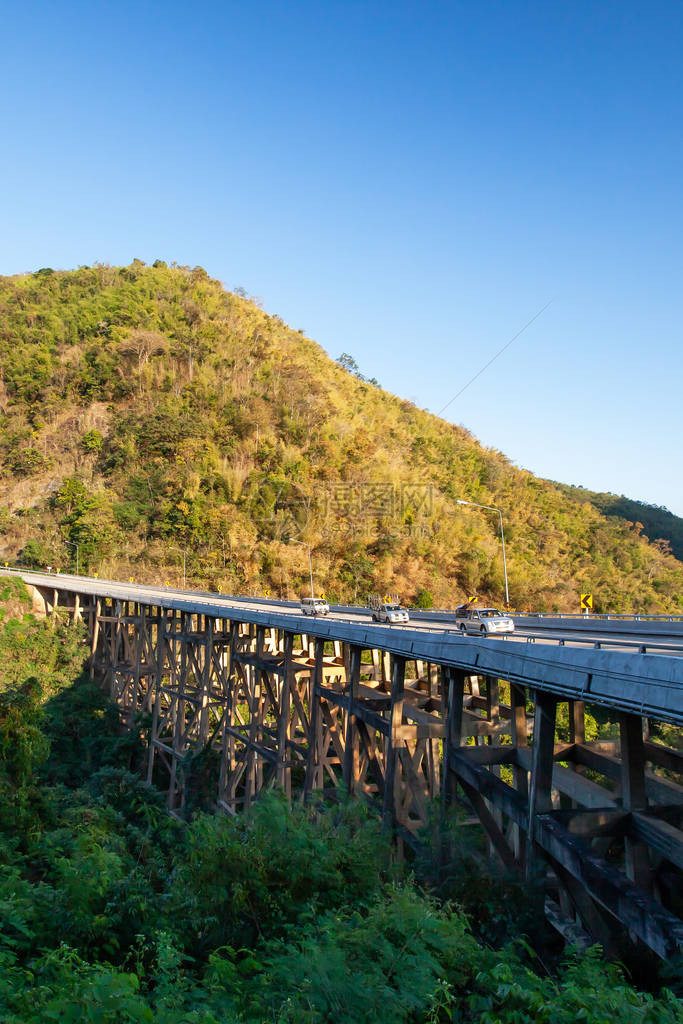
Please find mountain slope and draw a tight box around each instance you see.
[556,484,683,562]
[0,260,681,613]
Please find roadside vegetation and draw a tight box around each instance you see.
[0,261,681,612]
[0,582,681,1021]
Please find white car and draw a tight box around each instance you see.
[300,597,330,616]
[455,606,514,635]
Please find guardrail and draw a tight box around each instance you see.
[422,607,683,622]
[4,566,683,625]
[514,611,683,622]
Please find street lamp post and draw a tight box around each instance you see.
[65,540,79,575]
[290,539,315,599]
[456,499,509,607]
[170,546,187,588]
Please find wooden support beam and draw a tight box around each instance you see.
[534,813,683,959]
[564,742,683,806]
[451,746,683,957]
[643,740,683,776]
[356,719,386,795]
[516,747,618,810]
[382,655,406,829]
[442,667,465,810]
[620,713,648,811]
[128,604,143,725]
[620,712,651,890]
[569,699,586,744]
[542,807,628,840]
[342,645,362,793]
[449,748,528,828]
[486,675,500,730]
[198,616,213,744]
[552,862,618,954]
[527,691,557,883]
[304,639,325,798]
[244,660,262,808]
[89,597,101,680]
[511,683,528,860]
[630,810,683,871]
[319,685,391,736]
[460,779,518,873]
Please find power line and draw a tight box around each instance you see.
[437,299,554,417]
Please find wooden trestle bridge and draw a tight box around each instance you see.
[11,570,683,961]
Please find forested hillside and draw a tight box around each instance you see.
[557,485,683,562]
[0,261,681,613]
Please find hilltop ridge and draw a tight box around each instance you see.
[0,260,681,612]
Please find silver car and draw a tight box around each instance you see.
[455,607,514,636]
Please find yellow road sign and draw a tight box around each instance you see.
[580,593,593,611]
[468,594,477,603]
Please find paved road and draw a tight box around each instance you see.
[8,568,683,657]
[6,568,682,722]
[127,586,683,656]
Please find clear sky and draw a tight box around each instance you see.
[1,1,681,515]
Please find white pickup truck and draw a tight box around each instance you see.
[455,605,514,636]
[368,596,410,625]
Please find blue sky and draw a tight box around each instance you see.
[2,1,682,515]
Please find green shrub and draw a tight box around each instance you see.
[81,429,104,454]
[415,587,435,609]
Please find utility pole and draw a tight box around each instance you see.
[170,546,187,588]
[290,539,315,598]
[65,540,79,575]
